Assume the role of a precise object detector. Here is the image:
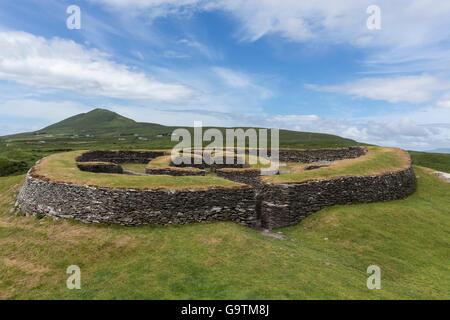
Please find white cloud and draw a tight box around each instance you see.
[437,100,450,109]
[268,114,449,151]
[212,67,273,99]
[162,50,191,59]
[307,74,449,104]
[178,39,221,60]
[0,31,195,102]
[92,1,450,48]
[92,0,201,10]
[150,107,449,150]
[213,67,251,88]
[436,94,450,108]
[272,114,319,123]
[0,99,88,122]
[91,0,450,75]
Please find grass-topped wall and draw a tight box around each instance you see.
[17,146,415,229]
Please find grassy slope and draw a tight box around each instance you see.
[409,151,450,173]
[0,166,448,299]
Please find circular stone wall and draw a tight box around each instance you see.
[18,172,259,227]
[17,147,415,229]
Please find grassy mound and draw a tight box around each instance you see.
[264,147,410,184]
[147,155,173,168]
[32,151,242,190]
[0,166,448,299]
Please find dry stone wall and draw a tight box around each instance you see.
[171,155,250,171]
[145,167,206,176]
[258,167,415,229]
[216,168,261,187]
[278,146,366,163]
[76,150,166,163]
[77,162,123,174]
[18,173,259,228]
[17,147,415,229]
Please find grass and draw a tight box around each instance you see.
[264,146,410,184]
[120,163,148,174]
[408,151,450,173]
[0,165,448,299]
[147,155,173,168]
[33,151,242,190]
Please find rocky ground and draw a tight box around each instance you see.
[432,171,450,183]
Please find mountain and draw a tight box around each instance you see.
[38,108,169,136]
[0,108,364,176]
[1,108,361,148]
[41,108,137,133]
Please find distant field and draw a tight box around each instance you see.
[408,151,450,173]
[0,166,448,299]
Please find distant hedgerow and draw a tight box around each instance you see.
[0,157,29,177]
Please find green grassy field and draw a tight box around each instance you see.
[409,151,450,173]
[0,165,448,299]
[1,108,448,299]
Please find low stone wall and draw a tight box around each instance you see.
[145,167,206,176]
[76,150,166,164]
[278,146,366,163]
[17,147,415,230]
[17,173,259,228]
[216,168,261,187]
[259,166,415,229]
[171,155,250,171]
[77,162,123,174]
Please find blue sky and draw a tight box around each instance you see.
[0,0,449,150]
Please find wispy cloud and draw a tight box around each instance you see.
[307,74,449,104]
[0,31,195,102]
[212,67,273,99]
[178,38,222,61]
[91,1,450,75]
[0,99,88,122]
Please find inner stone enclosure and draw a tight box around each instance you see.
[18,147,416,229]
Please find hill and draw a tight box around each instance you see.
[0,108,362,176]
[41,108,138,134]
[3,108,170,139]
[3,108,359,147]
